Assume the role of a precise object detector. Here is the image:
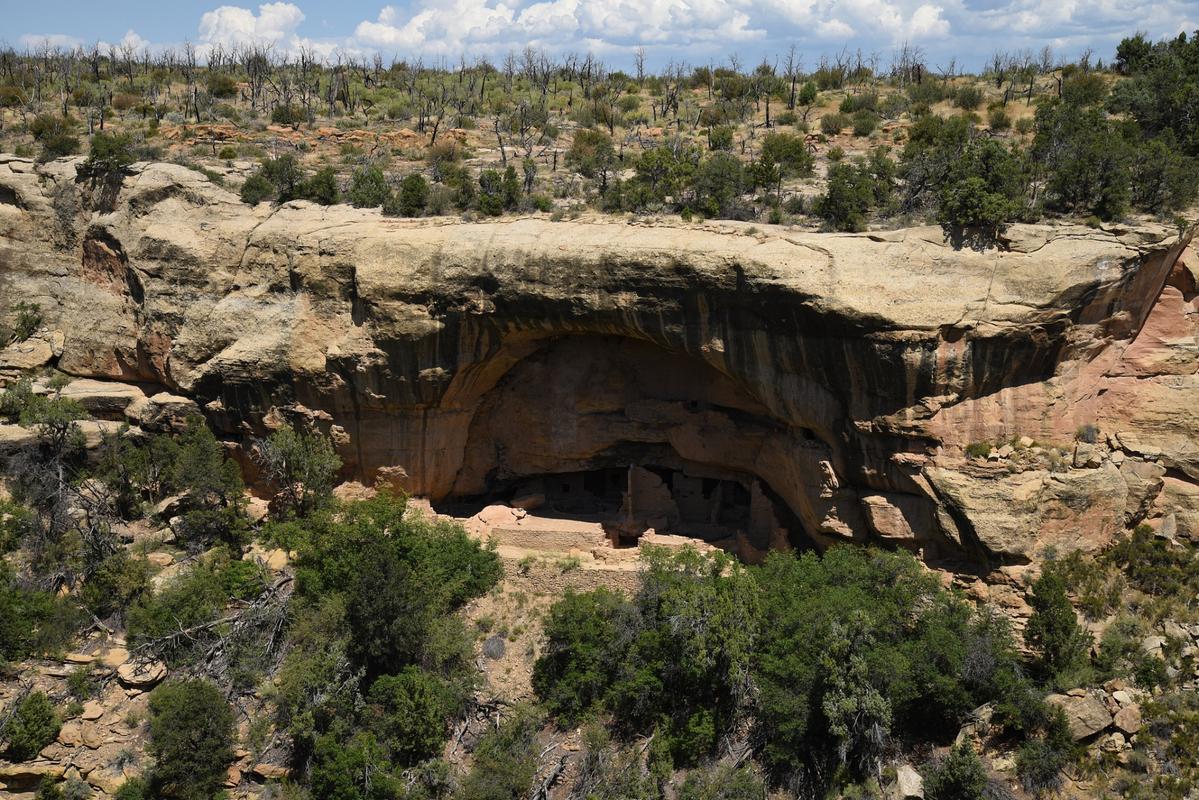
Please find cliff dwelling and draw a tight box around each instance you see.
[432,335,815,559]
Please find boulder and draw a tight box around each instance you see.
[125,393,201,432]
[116,659,167,689]
[59,379,146,417]
[251,763,291,781]
[1113,704,1143,734]
[0,761,66,791]
[0,336,55,371]
[891,764,924,800]
[0,424,37,455]
[1046,693,1112,740]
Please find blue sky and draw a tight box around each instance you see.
[5,0,1198,71]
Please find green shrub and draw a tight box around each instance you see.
[366,666,459,765]
[270,104,304,127]
[988,107,1012,131]
[965,442,992,458]
[677,764,767,800]
[171,417,248,551]
[207,73,238,98]
[535,548,758,765]
[0,562,83,660]
[9,301,43,343]
[126,557,261,664]
[4,691,61,761]
[924,741,987,800]
[251,423,341,519]
[147,679,235,800]
[299,166,339,205]
[953,86,984,110]
[82,132,135,175]
[348,165,391,208]
[851,110,879,137]
[239,173,274,205]
[1024,570,1093,685]
[390,173,429,217]
[259,154,303,202]
[112,778,148,800]
[456,706,540,800]
[533,588,633,723]
[753,547,1017,788]
[820,113,849,135]
[80,551,151,621]
[478,169,505,216]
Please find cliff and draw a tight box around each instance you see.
[1,155,1195,566]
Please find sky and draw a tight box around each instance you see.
[4,0,1198,71]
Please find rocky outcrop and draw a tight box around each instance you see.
[1,154,1195,565]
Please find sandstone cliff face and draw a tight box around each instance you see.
[1,155,1195,565]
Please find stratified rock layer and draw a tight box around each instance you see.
[1,155,1196,564]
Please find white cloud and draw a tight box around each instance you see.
[18,33,82,50]
[355,0,764,55]
[198,2,307,47]
[13,0,1198,70]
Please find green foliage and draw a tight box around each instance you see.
[366,667,460,765]
[239,172,274,205]
[566,129,616,182]
[171,416,247,551]
[1032,101,1130,220]
[0,499,33,553]
[112,778,149,800]
[1109,31,1199,156]
[532,588,633,723]
[677,764,767,800]
[4,691,61,761]
[536,547,758,764]
[478,169,505,216]
[147,679,235,800]
[1024,570,1093,686]
[271,492,499,770]
[924,741,987,800]
[252,423,341,519]
[82,132,134,175]
[5,302,43,344]
[259,154,303,202]
[390,173,429,217]
[0,561,83,660]
[455,706,540,800]
[1015,709,1074,797]
[300,166,340,205]
[814,161,877,231]
[953,85,983,110]
[310,731,399,800]
[95,428,181,517]
[206,73,238,98]
[1045,550,1124,620]
[692,152,746,218]
[753,547,1014,788]
[80,550,151,621]
[502,164,521,209]
[751,132,813,198]
[851,110,878,137]
[820,113,849,135]
[271,104,304,128]
[127,555,264,664]
[348,165,392,208]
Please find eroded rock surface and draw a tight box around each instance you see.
[1,155,1196,565]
